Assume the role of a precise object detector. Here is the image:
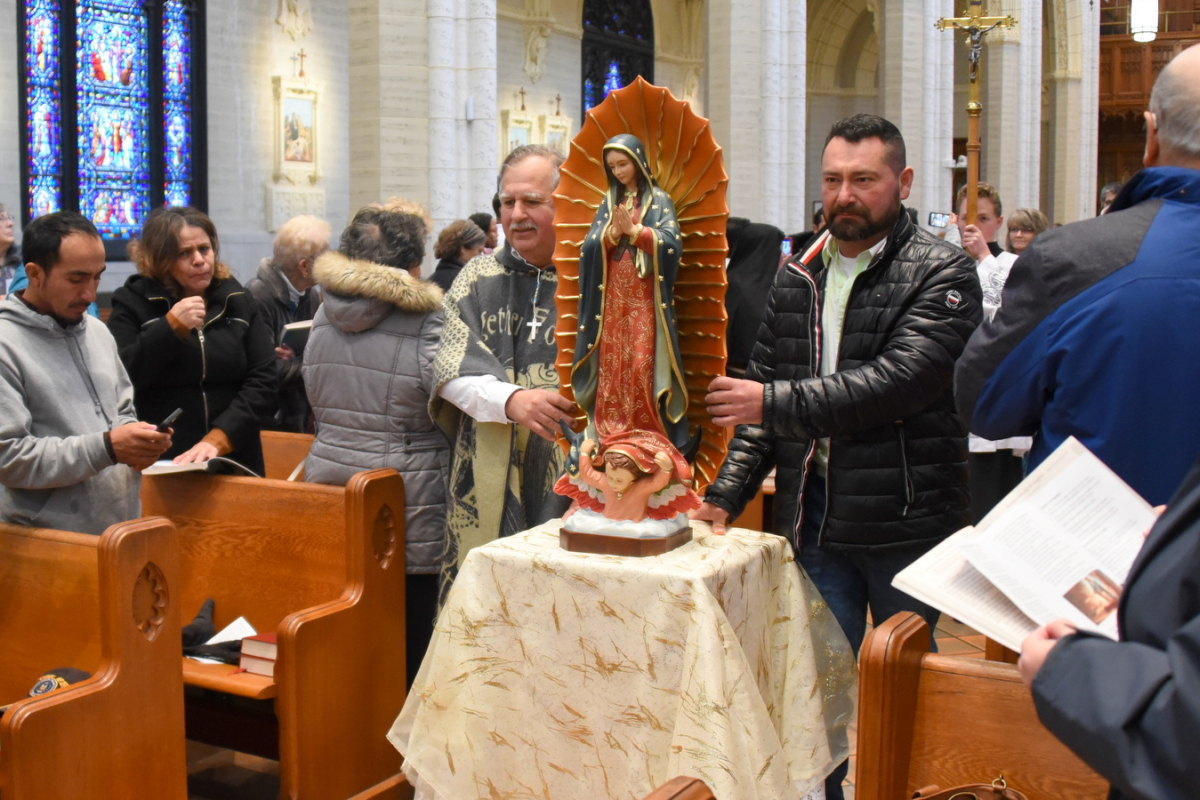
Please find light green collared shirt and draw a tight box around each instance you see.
[812,236,887,474]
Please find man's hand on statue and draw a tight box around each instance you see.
[505,389,576,442]
[689,502,729,535]
[1018,619,1077,688]
[960,224,990,262]
[705,376,765,426]
[110,422,172,470]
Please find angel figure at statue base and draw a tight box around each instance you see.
[556,431,700,538]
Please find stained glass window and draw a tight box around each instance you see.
[581,0,653,117]
[24,0,63,219]
[163,0,193,208]
[18,0,205,248]
[77,0,151,239]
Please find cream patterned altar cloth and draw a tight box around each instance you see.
[388,520,857,800]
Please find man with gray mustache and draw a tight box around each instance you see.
[431,145,577,579]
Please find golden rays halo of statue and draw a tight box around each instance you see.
[553,76,729,491]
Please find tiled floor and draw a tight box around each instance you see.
[185,614,985,799]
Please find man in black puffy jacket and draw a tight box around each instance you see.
[696,114,981,796]
[700,118,981,649]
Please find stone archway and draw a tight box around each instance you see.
[805,0,881,219]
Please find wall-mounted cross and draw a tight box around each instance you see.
[298,48,308,79]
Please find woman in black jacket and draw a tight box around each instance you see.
[429,219,486,293]
[109,207,275,474]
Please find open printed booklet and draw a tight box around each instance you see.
[893,437,1155,652]
[143,456,262,478]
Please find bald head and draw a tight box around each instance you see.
[274,215,331,291]
[1146,44,1200,169]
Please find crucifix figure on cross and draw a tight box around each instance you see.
[298,48,308,79]
[935,1,1016,224]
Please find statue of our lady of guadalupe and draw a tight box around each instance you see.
[554,134,701,531]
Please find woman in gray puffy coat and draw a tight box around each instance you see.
[302,206,447,685]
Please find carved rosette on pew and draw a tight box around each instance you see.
[552,77,729,556]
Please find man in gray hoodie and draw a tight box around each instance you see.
[0,212,171,535]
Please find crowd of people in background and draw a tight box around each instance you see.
[2,42,1200,800]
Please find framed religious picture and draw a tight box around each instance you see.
[500,109,535,159]
[273,77,320,184]
[539,114,573,157]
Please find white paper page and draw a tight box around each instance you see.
[893,529,1037,652]
[966,438,1151,639]
[187,615,257,664]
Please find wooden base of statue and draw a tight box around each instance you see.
[559,526,693,557]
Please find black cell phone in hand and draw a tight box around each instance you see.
[156,408,183,432]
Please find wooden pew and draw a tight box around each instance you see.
[855,612,1108,800]
[142,469,407,800]
[260,430,315,480]
[0,518,186,799]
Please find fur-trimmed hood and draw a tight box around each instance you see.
[314,250,443,334]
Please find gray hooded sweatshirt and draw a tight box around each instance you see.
[0,294,141,535]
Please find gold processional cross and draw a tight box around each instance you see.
[935,1,1016,224]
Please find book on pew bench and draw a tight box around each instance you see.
[239,653,276,678]
[143,457,262,478]
[893,437,1155,652]
[241,632,277,660]
[279,320,312,358]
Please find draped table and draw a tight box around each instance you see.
[388,520,857,799]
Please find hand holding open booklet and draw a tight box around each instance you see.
[893,437,1155,652]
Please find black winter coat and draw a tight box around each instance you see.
[108,273,276,474]
[705,210,981,552]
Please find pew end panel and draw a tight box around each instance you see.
[855,612,1108,800]
[0,518,187,800]
[277,468,408,800]
[142,473,346,634]
[0,526,101,702]
[261,431,315,481]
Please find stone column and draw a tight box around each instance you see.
[349,0,431,210]
[428,0,498,236]
[981,0,1043,215]
[1047,0,1100,224]
[0,0,20,226]
[879,0,955,226]
[707,0,806,231]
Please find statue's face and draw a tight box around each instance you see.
[605,150,638,192]
[606,466,635,495]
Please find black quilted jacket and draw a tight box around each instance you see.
[705,210,982,552]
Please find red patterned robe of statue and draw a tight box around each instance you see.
[592,192,662,440]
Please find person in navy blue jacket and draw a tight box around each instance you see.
[955,43,1200,506]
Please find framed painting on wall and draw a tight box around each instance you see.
[539,114,573,157]
[501,109,535,159]
[273,77,320,184]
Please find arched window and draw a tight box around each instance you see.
[19,0,206,257]
[581,0,654,117]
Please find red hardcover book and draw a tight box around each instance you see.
[242,632,277,660]
[240,653,276,678]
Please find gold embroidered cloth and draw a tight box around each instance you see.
[388,520,857,799]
